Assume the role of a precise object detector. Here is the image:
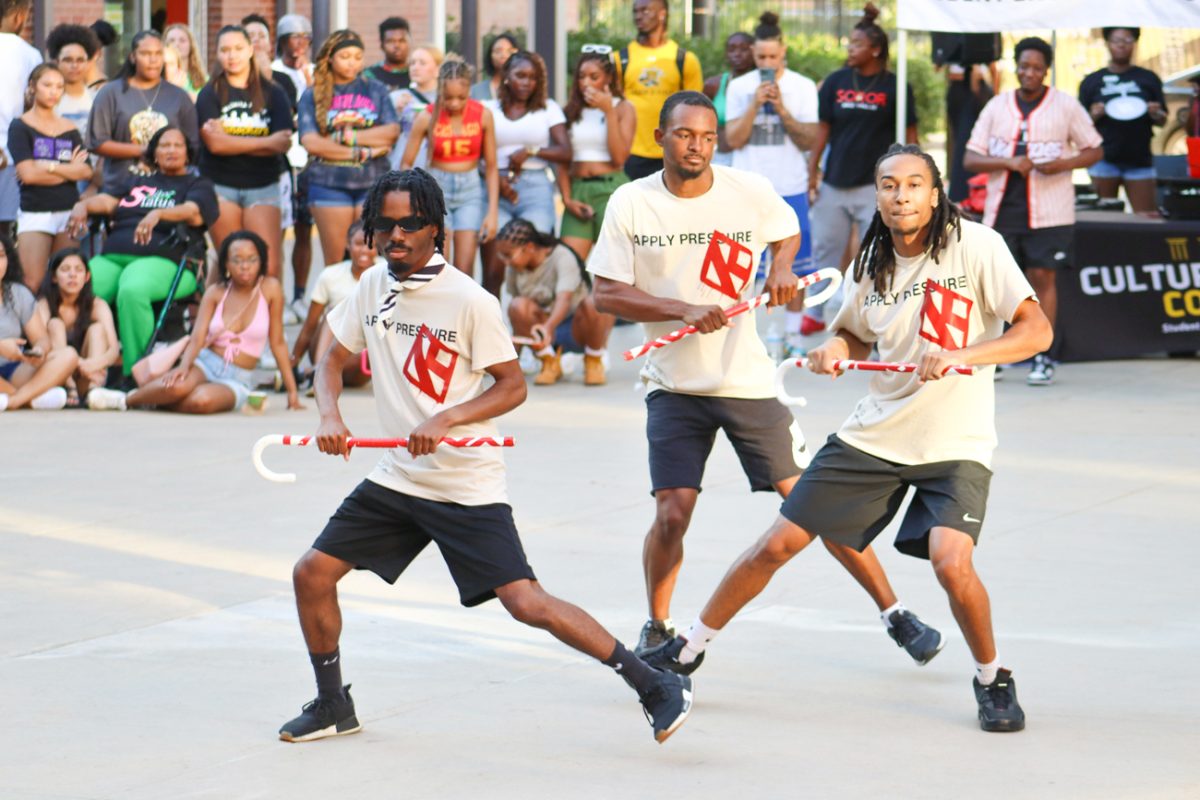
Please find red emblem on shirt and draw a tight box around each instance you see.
[403,324,458,403]
[919,279,973,350]
[699,231,754,300]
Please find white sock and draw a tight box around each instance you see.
[0,392,8,411]
[536,346,555,357]
[880,601,905,628]
[584,346,605,357]
[785,310,803,335]
[678,618,721,665]
[976,656,1001,686]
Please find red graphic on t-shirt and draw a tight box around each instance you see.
[919,279,973,350]
[699,231,754,300]
[403,324,458,403]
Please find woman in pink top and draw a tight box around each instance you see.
[86,230,302,412]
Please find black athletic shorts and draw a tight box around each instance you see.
[646,389,802,495]
[624,154,663,181]
[780,435,992,560]
[1000,225,1072,270]
[313,479,536,606]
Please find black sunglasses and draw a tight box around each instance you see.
[370,215,431,235]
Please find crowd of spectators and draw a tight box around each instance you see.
[0,0,1166,411]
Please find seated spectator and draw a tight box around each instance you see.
[497,218,613,386]
[67,126,218,376]
[35,246,118,403]
[87,230,301,413]
[401,59,499,275]
[290,219,377,388]
[558,47,635,263]
[0,235,78,411]
[471,32,520,101]
[9,64,93,291]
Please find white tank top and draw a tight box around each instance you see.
[569,99,622,163]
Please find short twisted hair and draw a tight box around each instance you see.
[361,169,447,255]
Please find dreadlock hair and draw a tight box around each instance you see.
[114,30,163,90]
[212,25,267,113]
[564,52,623,126]
[361,169,447,255]
[313,30,364,135]
[422,58,473,162]
[39,248,95,351]
[497,218,592,287]
[854,3,889,66]
[498,51,549,113]
[853,144,962,296]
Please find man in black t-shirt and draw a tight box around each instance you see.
[1078,27,1166,214]
[363,17,412,99]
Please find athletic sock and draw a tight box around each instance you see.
[976,656,1001,686]
[309,648,344,699]
[880,601,905,627]
[603,640,659,695]
[584,346,605,357]
[785,310,803,336]
[678,618,720,665]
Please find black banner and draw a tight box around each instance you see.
[1055,215,1200,361]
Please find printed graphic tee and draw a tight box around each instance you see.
[1078,66,1164,168]
[7,120,84,212]
[818,67,917,188]
[725,68,819,197]
[588,165,799,398]
[830,220,1036,467]
[617,40,704,159]
[196,82,295,188]
[87,79,199,194]
[328,261,518,505]
[103,172,219,260]
[298,77,399,190]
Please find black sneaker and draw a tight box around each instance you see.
[1027,354,1056,386]
[634,619,675,656]
[886,610,945,665]
[639,670,693,743]
[641,635,704,676]
[279,684,362,742]
[974,668,1026,732]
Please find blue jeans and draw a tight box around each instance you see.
[429,167,484,231]
[498,169,556,234]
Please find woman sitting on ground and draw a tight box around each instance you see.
[290,219,378,389]
[0,236,79,411]
[35,247,119,404]
[497,218,614,386]
[86,230,301,413]
[67,125,219,377]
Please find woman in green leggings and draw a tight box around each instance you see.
[67,126,218,374]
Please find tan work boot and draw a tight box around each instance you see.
[583,354,606,386]
[534,349,562,385]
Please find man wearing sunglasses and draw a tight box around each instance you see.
[278,168,693,746]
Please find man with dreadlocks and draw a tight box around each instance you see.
[278,167,693,745]
[644,144,1052,734]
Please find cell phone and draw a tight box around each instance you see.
[759,67,775,84]
[20,342,38,356]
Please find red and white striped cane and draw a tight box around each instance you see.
[622,267,843,362]
[774,358,976,408]
[252,434,515,483]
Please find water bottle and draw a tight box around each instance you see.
[765,323,785,363]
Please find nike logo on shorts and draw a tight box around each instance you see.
[963,513,982,523]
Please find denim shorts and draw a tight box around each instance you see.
[498,169,556,234]
[429,167,484,232]
[1088,160,1156,181]
[214,181,282,209]
[308,182,370,209]
[0,165,17,222]
[195,347,253,410]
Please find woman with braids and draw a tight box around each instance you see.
[805,3,917,336]
[87,30,200,195]
[277,167,693,747]
[645,144,1051,735]
[298,29,400,269]
[480,51,571,296]
[36,247,119,404]
[400,59,499,275]
[557,48,635,263]
[197,25,295,281]
[497,218,614,386]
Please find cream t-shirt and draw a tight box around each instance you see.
[311,258,383,311]
[504,244,587,314]
[328,262,518,505]
[587,165,799,398]
[831,220,1036,468]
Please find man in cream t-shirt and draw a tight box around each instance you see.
[645,145,1052,734]
[591,92,943,663]
[277,168,693,746]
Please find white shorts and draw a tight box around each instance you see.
[17,209,72,236]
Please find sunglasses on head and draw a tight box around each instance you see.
[581,44,613,55]
[370,215,431,235]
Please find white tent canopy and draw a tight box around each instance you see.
[893,0,1200,141]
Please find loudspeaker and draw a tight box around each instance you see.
[932,32,1002,66]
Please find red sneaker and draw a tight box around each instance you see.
[799,315,827,336]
